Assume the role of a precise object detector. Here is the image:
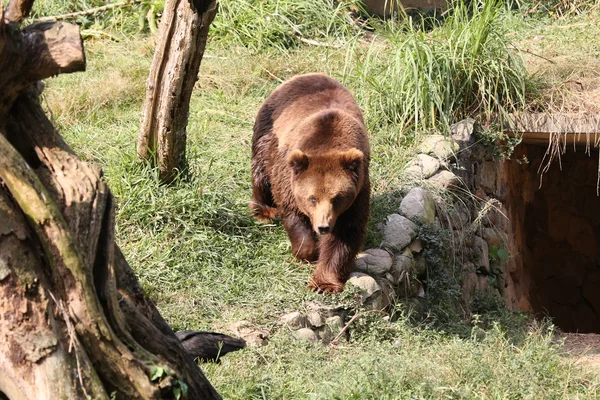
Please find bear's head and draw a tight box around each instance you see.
[287,148,365,235]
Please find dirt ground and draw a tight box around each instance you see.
[557,332,600,371]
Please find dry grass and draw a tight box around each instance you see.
[518,10,600,114]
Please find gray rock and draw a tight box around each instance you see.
[315,326,334,343]
[445,206,471,230]
[230,320,269,347]
[472,235,490,273]
[355,248,393,276]
[413,255,427,276]
[385,272,397,285]
[348,272,381,303]
[408,238,423,253]
[305,302,342,319]
[393,248,415,275]
[417,134,460,161]
[293,328,319,342]
[326,316,345,333]
[428,170,461,190]
[279,312,307,330]
[306,311,324,328]
[0,255,10,281]
[477,161,497,194]
[383,214,417,251]
[400,187,436,223]
[451,118,475,148]
[405,154,441,179]
[482,227,506,248]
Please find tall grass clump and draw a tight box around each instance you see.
[348,0,531,139]
[210,0,360,51]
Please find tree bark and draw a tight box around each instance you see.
[137,0,218,183]
[0,1,221,398]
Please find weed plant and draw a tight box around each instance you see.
[347,0,531,143]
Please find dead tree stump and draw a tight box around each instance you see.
[0,1,221,398]
[137,0,218,182]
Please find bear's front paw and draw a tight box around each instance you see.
[307,278,345,294]
[249,203,278,222]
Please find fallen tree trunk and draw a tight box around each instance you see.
[137,0,218,182]
[0,1,221,398]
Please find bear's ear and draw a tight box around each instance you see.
[340,148,364,176]
[288,149,309,175]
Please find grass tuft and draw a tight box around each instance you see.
[346,0,532,142]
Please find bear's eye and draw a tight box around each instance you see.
[332,194,342,206]
[309,196,317,205]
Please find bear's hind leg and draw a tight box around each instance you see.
[282,212,319,262]
[249,137,278,222]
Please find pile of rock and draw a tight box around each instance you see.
[277,119,513,344]
[279,303,346,344]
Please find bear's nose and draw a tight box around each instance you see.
[318,225,331,235]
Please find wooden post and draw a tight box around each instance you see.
[137,0,218,182]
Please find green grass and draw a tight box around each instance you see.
[345,0,532,142]
[39,1,600,398]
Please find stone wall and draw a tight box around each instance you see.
[273,119,600,345]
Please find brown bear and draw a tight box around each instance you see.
[249,73,370,293]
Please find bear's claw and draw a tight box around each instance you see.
[307,279,344,294]
[249,203,278,222]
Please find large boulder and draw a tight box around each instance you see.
[355,248,393,276]
[405,154,441,179]
[417,134,460,161]
[400,187,436,223]
[383,214,417,251]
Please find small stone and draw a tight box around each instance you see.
[315,326,334,343]
[472,235,490,273]
[393,248,415,275]
[408,239,423,253]
[379,278,397,310]
[405,154,441,179]
[306,311,324,328]
[417,134,460,161]
[385,272,397,285]
[355,248,393,276]
[305,302,342,319]
[383,214,417,251]
[279,311,307,330]
[428,170,461,190]
[0,256,10,281]
[348,272,381,303]
[451,118,475,148]
[230,320,269,347]
[400,187,436,223]
[477,161,497,194]
[293,328,319,342]
[445,206,471,230]
[325,316,344,333]
[413,255,427,277]
[482,227,506,248]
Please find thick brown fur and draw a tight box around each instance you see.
[250,73,371,293]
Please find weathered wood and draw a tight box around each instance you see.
[137,0,217,182]
[4,0,35,23]
[0,21,85,119]
[0,1,223,398]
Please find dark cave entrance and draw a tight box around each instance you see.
[504,143,600,333]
